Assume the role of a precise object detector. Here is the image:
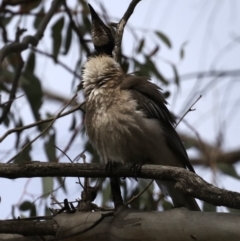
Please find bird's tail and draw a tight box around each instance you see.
[155,180,201,211]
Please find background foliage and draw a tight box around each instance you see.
[0,0,240,218]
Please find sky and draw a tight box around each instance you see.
[0,0,240,218]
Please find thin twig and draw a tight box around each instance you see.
[169,69,240,82]
[56,122,83,162]
[113,0,141,62]
[63,0,90,55]
[0,102,85,143]
[54,145,73,163]
[176,95,202,127]
[0,94,25,107]
[31,47,81,79]
[7,93,78,163]
[56,211,114,240]
[181,119,210,165]
[125,180,154,205]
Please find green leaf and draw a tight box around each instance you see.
[62,21,72,55]
[22,73,42,122]
[25,52,35,73]
[51,17,65,60]
[85,141,100,164]
[155,31,172,48]
[137,39,145,53]
[22,53,43,122]
[30,203,36,217]
[45,205,51,216]
[44,131,56,162]
[121,59,129,73]
[0,79,10,93]
[145,57,168,84]
[227,207,240,213]
[69,115,76,131]
[162,200,173,210]
[2,112,10,127]
[14,137,32,163]
[179,41,188,60]
[2,17,12,27]
[203,202,216,212]
[42,177,53,198]
[34,6,45,29]
[101,181,112,207]
[15,118,23,149]
[218,163,240,180]
[171,64,179,87]
[55,177,67,194]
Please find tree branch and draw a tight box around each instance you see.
[0,163,240,209]
[169,69,240,82]
[0,219,57,236]
[0,209,240,240]
[31,47,81,79]
[0,0,63,64]
[7,93,77,163]
[113,0,141,62]
[0,102,85,143]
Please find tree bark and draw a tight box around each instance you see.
[1,209,240,241]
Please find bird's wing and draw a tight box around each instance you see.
[121,75,195,173]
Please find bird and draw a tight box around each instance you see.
[82,4,200,211]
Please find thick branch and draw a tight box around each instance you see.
[113,0,141,62]
[0,163,240,209]
[0,219,57,236]
[0,210,240,241]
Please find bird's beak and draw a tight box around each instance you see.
[88,4,114,56]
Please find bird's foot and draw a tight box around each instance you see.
[105,161,118,173]
[130,162,144,181]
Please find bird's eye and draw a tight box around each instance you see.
[98,78,105,87]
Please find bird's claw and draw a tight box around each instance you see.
[105,161,118,173]
[130,162,144,181]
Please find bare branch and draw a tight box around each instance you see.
[0,102,85,143]
[113,0,141,62]
[168,69,240,82]
[7,93,78,163]
[0,163,240,209]
[176,95,202,127]
[31,47,81,79]
[125,180,154,205]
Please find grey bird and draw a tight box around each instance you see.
[82,5,200,211]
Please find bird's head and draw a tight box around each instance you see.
[82,55,122,97]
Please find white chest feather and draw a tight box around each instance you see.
[85,87,145,163]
